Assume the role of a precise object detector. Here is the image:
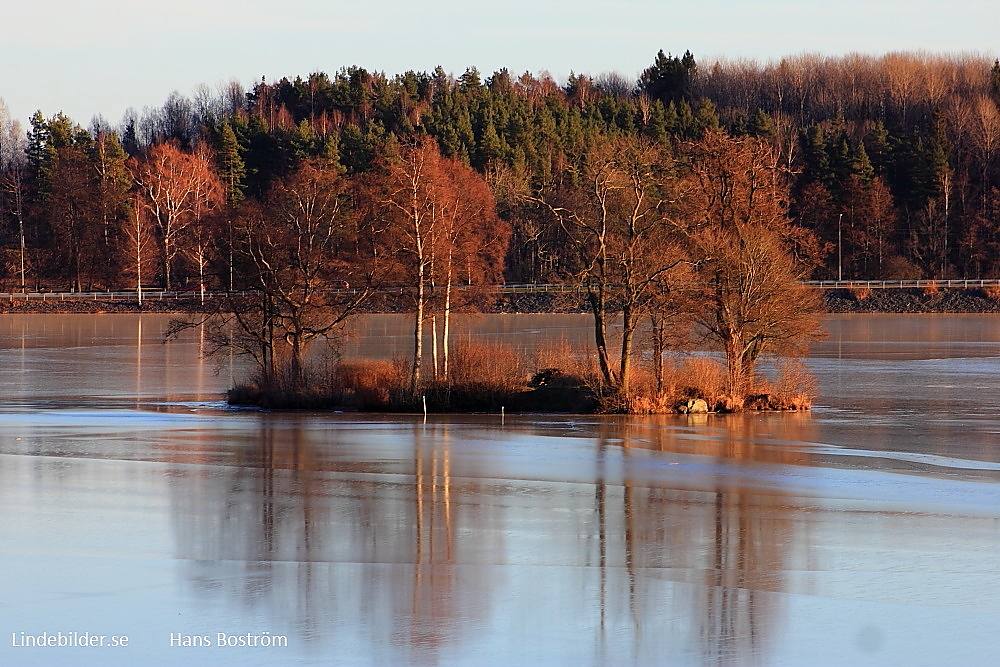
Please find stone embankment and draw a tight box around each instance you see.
[0,298,211,314]
[497,288,1000,315]
[3,287,999,315]
[497,288,1000,314]
[824,288,1000,313]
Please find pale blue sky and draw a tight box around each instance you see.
[2,0,997,127]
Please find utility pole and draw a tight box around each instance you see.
[838,213,843,282]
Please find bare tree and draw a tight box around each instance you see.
[121,193,158,301]
[969,95,1000,204]
[371,137,445,396]
[130,140,223,290]
[535,135,689,394]
[0,101,28,290]
[684,132,824,403]
[232,160,373,388]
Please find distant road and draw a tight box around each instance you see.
[1,279,998,302]
[500,279,1000,292]
[801,279,1000,290]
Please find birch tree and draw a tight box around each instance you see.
[122,193,158,301]
[0,101,28,290]
[372,138,444,396]
[429,155,507,380]
[131,140,223,290]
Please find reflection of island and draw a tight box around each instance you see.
[595,414,814,666]
[168,416,498,665]
[168,413,815,665]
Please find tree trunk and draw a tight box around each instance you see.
[431,315,439,380]
[198,245,206,304]
[724,331,747,406]
[290,338,303,390]
[443,259,452,380]
[18,216,26,293]
[411,266,425,397]
[587,288,617,389]
[163,240,172,291]
[650,314,665,393]
[264,294,276,384]
[618,302,636,395]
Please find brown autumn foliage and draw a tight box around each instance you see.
[683,132,826,404]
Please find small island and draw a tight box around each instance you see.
[200,130,822,415]
[5,51,999,413]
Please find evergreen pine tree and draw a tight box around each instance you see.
[338,123,375,174]
[25,111,53,182]
[644,100,668,143]
[730,112,749,137]
[218,119,247,205]
[475,115,504,169]
[827,133,853,189]
[800,124,831,185]
[663,101,679,137]
[638,50,696,105]
[852,141,875,183]
[693,99,720,136]
[675,100,696,138]
[748,109,775,139]
[865,121,892,174]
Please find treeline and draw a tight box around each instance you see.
[1,49,999,294]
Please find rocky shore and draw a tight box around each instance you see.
[2,288,1000,315]
[823,288,1000,313]
[494,288,1000,315]
[490,288,1000,315]
[0,297,212,314]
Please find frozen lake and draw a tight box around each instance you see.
[1,313,1000,666]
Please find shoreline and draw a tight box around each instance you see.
[823,287,1000,314]
[0,298,212,315]
[2,288,1000,315]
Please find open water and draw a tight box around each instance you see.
[1,313,999,666]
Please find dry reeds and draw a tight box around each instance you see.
[227,335,814,415]
[672,357,728,407]
[597,356,731,414]
[332,359,409,409]
[607,354,815,414]
[745,358,817,411]
[531,337,599,386]
[448,339,527,390]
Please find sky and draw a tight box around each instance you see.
[1,0,998,129]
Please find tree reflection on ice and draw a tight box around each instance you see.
[167,412,816,665]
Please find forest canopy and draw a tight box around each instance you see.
[1,50,1000,293]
